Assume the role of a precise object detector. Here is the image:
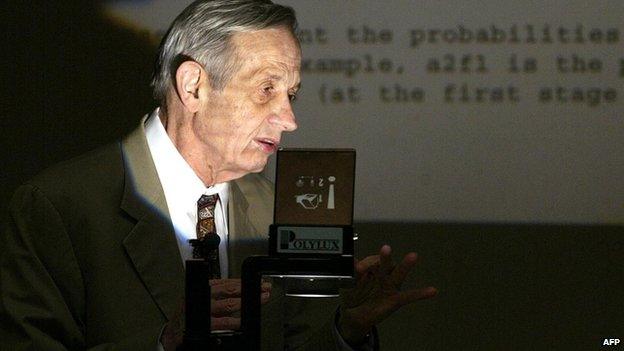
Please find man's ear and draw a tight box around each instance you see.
[175,61,204,113]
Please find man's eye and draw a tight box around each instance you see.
[262,86,274,95]
[288,93,298,102]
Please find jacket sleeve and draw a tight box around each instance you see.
[0,184,162,351]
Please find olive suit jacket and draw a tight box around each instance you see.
[0,119,343,350]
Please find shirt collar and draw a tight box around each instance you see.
[144,108,230,209]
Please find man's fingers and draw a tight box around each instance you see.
[210,279,241,298]
[211,317,241,331]
[209,279,270,297]
[211,297,241,316]
[394,286,438,308]
[378,245,394,277]
[354,245,393,282]
[388,252,418,288]
[211,291,271,317]
[209,278,241,286]
[354,255,380,276]
[261,281,272,293]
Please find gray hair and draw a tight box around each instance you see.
[151,0,298,107]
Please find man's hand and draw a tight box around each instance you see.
[161,279,271,350]
[338,245,437,345]
[209,279,271,330]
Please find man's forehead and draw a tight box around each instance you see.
[230,28,301,81]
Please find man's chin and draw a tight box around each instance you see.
[246,158,269,174]
[234,154,271,177]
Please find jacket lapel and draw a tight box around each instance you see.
[227,179,271,278]
[119,118,184,321]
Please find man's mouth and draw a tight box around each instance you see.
[255,138,279,153]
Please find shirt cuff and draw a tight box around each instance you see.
[333,310,378,351]
[157,324,166,351]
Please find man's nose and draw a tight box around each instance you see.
[269,95,297,132]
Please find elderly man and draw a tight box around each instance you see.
[0,1,436,350]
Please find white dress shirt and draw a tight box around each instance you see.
[145,109,230,278]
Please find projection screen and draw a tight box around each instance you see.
[104,0,624,224]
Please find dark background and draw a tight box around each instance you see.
[2,0,155,217]
[2,2,623,350]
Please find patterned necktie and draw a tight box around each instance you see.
[194,194,221,278]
